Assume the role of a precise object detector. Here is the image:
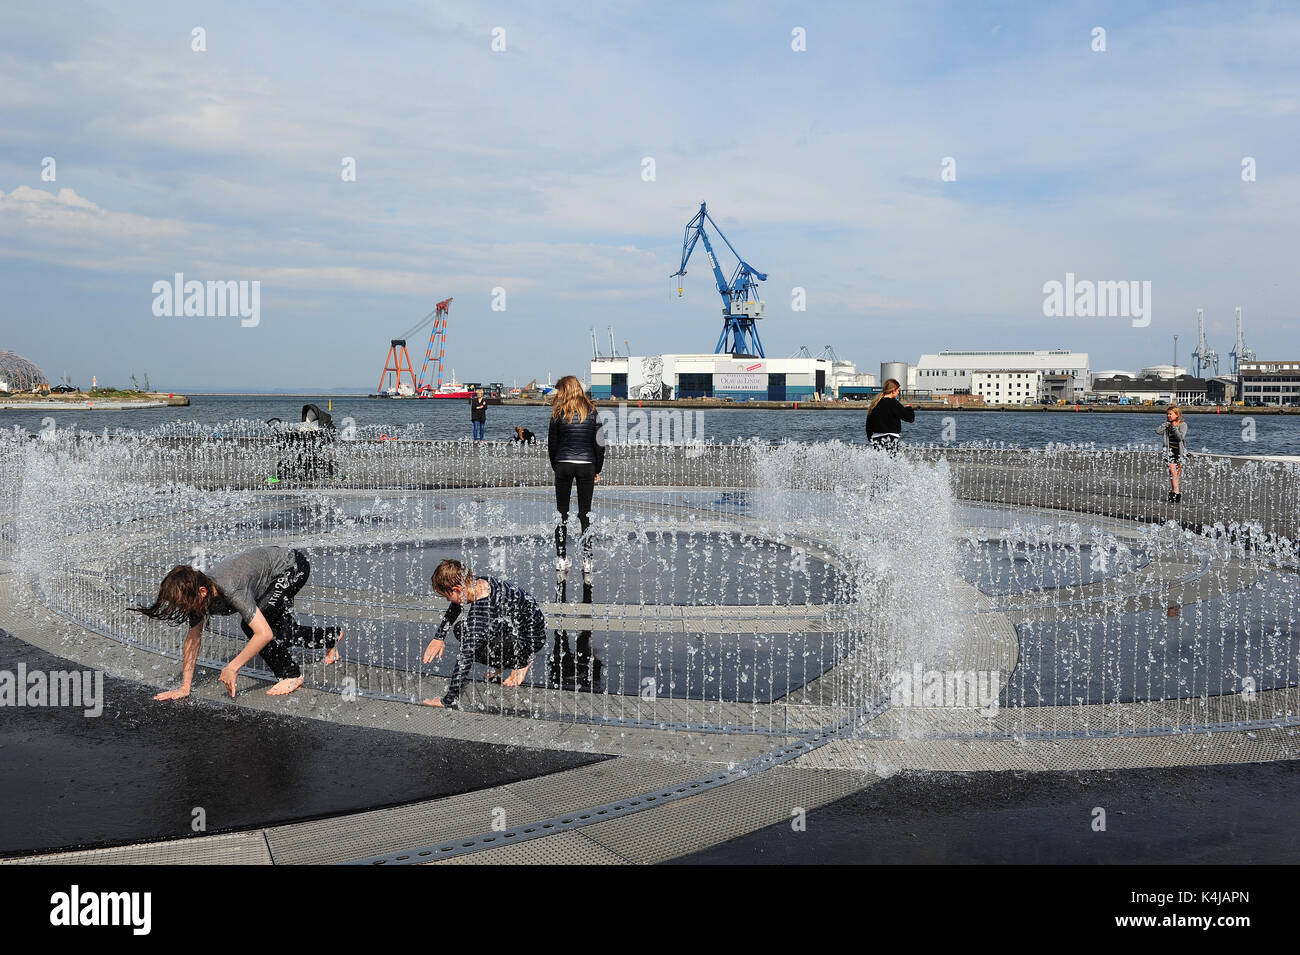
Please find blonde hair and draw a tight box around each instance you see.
[432,558,473,598]
[869,378,901,413]
[1167,405,1183,424]
[551,375,595,423]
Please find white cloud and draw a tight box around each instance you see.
[0,186,187,240]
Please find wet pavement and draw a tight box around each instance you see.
[669,759,1300,864]
[0,629,604,856]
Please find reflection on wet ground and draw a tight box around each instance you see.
[0,629,603,855]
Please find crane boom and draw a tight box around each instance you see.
[671,201,768,357]
[1191,308,1219,378]
[416,297,454,394]
[1229,306,1256,375]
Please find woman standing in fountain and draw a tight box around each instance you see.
[422,559,547,708]
[1156,406,1188,503]
[134,545,343,700]
[547,375,605,578]
[866,378,915,454]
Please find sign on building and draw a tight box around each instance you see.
[715,372,766,391]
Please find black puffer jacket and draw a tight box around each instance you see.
[866,396,915,439]
[548,412,605,473]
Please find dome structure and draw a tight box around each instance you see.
[0,351,50,393]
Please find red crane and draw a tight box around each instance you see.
[376,297,454,397]
[416,297,454,395]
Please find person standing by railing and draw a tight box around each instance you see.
[866,378,915,454]
[470,388,488,442]
[1156,406,1188,502]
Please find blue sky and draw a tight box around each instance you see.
[1,1,1296,390]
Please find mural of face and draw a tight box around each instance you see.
[637,356,667,399]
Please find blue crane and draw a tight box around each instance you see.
[671,201,768,357]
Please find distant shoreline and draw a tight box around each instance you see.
[79,394,1294,415]
[0,394,190,411]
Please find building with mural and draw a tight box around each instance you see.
[589,354,833,401]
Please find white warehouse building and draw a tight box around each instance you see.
[914,350,1091,397]
[971,370,1045,406]
[590,354,832,401]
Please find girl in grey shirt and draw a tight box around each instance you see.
[134,546,342,700]
[1155,407,1188,503]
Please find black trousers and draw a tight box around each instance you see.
[240,550,340,679]
[553,462,596,558]
[473,630,545,672]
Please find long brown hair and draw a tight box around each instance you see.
[869,378,901,413]
[131,565,214,627]
[551,375,595,423]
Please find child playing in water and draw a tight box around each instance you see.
[134,545,342,700]
[421,559,546,708]
[1155,406,1188,503]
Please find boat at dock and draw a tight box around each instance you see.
[418,370,472,399]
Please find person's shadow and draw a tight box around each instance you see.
[548,580,602,691]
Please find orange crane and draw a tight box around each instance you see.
[416,297,454,395]
[377,339,417,396]
[376,297,453,397]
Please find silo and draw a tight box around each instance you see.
[880,361,908,389]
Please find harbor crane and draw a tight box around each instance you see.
[377,297,453,396]
[1229,306,1256,375]
[415,297,454,394]
[377,339,417,396]
[1191,309,1220,378]
[671,201,768,358]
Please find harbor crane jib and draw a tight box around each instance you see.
[671,201,768,358]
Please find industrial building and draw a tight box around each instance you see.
[912,350,1091,398]
[1239,360,1300,406]
[1207,376,1238,404]
[971,370,1045,405]
[1090,374,1208,404]
[589,354,832,401]
[1138,364,1188,379]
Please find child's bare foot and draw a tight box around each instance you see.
[324,629,344,665]
[422,698,444,707]
[502,663,531,687]
[267,676,304,695]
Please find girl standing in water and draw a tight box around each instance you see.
[547,375,605,577]
[1156,406,1188,502]
[866,378,915,454]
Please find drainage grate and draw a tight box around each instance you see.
[344,696,890,865]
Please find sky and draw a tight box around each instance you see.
[0,0,1296,391]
